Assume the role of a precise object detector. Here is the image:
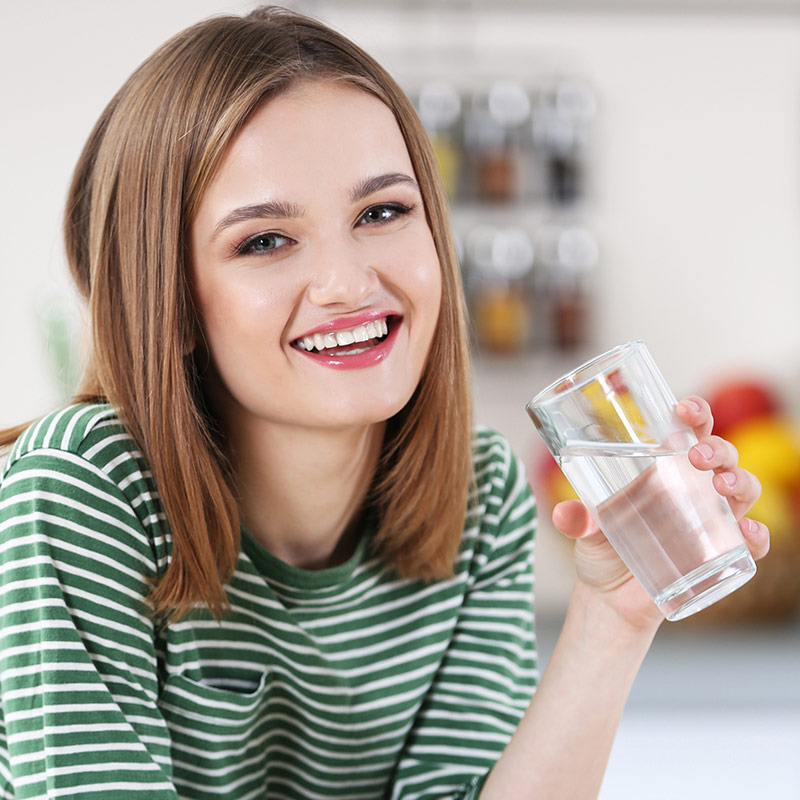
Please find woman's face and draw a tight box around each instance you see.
[189,81,442,436]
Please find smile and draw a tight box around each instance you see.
[293,317,389,355]
[291,314,401,370]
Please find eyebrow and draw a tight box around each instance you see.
[211,200,303,241]
[349,172,419,203]
[210,172,420,241]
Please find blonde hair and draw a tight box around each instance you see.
[1,6,473,621]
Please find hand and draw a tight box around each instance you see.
[552,395,770,631]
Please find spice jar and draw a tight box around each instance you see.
[464,81,531,204]
[466,225,535,353]
[417,81,463,201]
[532,78,596,206]
[537,224,598,350]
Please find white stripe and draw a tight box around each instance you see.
[82,433,136,462]
[46,780,175,798]
[435,678,531,708]
[0,575,153,638]
[413,707,517,734]
[42,407,76,450]
[408,743,502,760]
[14,760,163,789]
[170,629,448,684]
[24,417,49,455]
[0,507,150,570]
[169,705,408,761]
[1,640,156,687]
[298,579,463,631]
[61,406,114,451]
[0,529,150,598]
[7,722,133,745]
[9,741,152,768]
[162,656,437,720]
[161,678,425,741]
[172,769,263,797]
[1,467,140,524]
[5,702,121,726]
[0,574,61,599]
[509,492,536,522]
[171,610,454,669]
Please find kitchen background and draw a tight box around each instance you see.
[1,1,799,796]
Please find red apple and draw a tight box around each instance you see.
[707,379,779,437]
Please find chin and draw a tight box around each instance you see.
[318,386,416,429]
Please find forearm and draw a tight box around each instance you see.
[479,582,660,799]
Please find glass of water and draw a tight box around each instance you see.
[526,340,756,621]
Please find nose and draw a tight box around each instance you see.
[305,244,380,308]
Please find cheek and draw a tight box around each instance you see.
[412,239,444,325]
[197,276,291,345]
[385,231,443,308]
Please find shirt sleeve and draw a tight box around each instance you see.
[0,449,178,799]
[390,437,538,800]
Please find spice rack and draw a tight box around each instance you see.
[409,76,600,358]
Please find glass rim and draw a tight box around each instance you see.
[525,339,646,411]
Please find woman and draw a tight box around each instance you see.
[0,6,768,799]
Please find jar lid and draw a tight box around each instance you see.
[418,81,462,130]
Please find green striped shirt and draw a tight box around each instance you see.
[0,403,537,799]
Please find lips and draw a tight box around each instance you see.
[293,317,389,354]
[291,314,401,369]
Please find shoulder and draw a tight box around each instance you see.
[471,426,531,506]
[0,404,165,612]
[4,402,126,472]
[472,426,516,480]
[461,427,537,576]
[1,401,143,497]
[1,404,165,555]
[2,403,149,494]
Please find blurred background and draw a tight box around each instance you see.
[1,1,799,796]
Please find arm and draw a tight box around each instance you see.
[0,449,178,799]
[479,583,656,799]
[479,396,770,799]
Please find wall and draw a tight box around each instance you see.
[2,2,799,432]
[322,4,800,410]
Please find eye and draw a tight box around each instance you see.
[358,202,415,227]
[236,231,292,256]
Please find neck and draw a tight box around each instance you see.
[226,417,385,571]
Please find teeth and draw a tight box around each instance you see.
[336,330,355,346]
[296,317,391,352]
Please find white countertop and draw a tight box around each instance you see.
[535,618,800,799]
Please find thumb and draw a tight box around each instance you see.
[552,500,602,540]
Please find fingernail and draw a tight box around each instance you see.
[681,398,701,413]
[720,472,736,486]
[746,518,759,536]
[696,443,714,461]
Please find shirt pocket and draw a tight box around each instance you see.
[159,671,271,794]
[159,670,269,738]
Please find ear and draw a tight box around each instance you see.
[182,328,197,357]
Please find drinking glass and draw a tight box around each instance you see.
[526,340,756,621]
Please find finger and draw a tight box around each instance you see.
[688,435,739,472]
[711,467,762,519]
[676,395,714,440]
[740,518,770,561]
[552,500,601,540]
